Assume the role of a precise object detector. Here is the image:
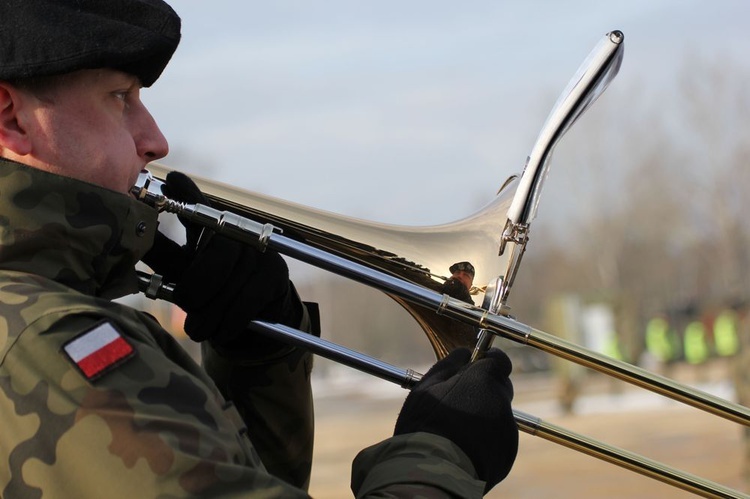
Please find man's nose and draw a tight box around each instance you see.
[134,103,169,161]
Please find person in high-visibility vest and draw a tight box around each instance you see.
[684,319,710,364]
[713,308,740,357]
[645,314,677,363]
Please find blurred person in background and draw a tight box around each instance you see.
[644,312,680,375]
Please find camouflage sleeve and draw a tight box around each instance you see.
[0,312,311,498]
[351,432,486,498]
[201,297,317,490]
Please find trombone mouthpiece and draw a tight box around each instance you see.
[131,169,275,251]
[131,170,168,211]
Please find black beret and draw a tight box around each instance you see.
[0,0,181,87]
[449,261,475,277]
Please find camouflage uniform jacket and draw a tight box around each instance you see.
[0,159,315,497]
[0,159,487,498]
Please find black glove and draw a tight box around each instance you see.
[394,347,518,492]
[142,171,303,353]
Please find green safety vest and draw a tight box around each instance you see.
[684,321,710,364]
[714,310,739,357]
[645,317,675,362]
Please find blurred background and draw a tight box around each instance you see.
[133,1,750,496]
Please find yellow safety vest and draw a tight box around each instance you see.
[684,321,710,364]
[714,310,739,357]
[645,317,674,362]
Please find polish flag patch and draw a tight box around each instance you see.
[63,321,135,380]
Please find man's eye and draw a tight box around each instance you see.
[113,91,129,102]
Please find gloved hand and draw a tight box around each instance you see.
[142,171,303,353]
[394,347,518,492]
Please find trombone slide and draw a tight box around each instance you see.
[247,319,747,499]
[131,183,750,428]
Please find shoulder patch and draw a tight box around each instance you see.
[62,320,135,380]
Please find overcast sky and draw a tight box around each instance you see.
[143,1,749,228]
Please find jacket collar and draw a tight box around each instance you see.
[0,158,158,298]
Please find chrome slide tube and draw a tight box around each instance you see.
[130,186,750,428]
[248,320,748,499]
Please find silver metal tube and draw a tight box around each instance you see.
[514,410,747,499]
[136,197,750,427]
[267,222,750,427]
[134,241,749,498]
[248,320,747,499]
[248,321,422,389]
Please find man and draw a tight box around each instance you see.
[440,261,477,304]
[0,1,518,497]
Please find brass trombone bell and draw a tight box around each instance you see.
[134,167,750,429]
[131,29,749,497]
[144,161,519,358]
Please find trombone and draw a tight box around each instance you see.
[133,31,749,498]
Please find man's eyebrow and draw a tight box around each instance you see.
[123,75,141,88]
[106,70,141,88]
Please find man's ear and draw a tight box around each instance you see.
[0,82,33,156]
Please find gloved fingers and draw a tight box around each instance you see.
[216,249,291,328]
[393,347,518,492]
[473,348,513,378]
[163,171,211,250]
[178,247,292,342]
[465,348,514,400]
[479,391,519,490]
[179,252,258,341]
[174,234,250,310]
[141,231,191,282]
[164,171,208,204]
[449,366,514,406]
[249,250,290,303]
[154,171,303,348]
[444,346,472,365]
[491,423,520,487]
[394,348,474,435]
[415,347,471,390]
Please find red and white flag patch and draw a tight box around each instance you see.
[63,321,135,380]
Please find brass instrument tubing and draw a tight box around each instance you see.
[515,325,750,427]
[157,198,276,251]
[248,321,422,389]
[135,269,750,498]
[514,410,747,499]
[275,232,750,426]
[470,329,495,362]
[147,199,750,427]
[247,320,748,499]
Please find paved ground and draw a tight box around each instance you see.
[308,365,749,498]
